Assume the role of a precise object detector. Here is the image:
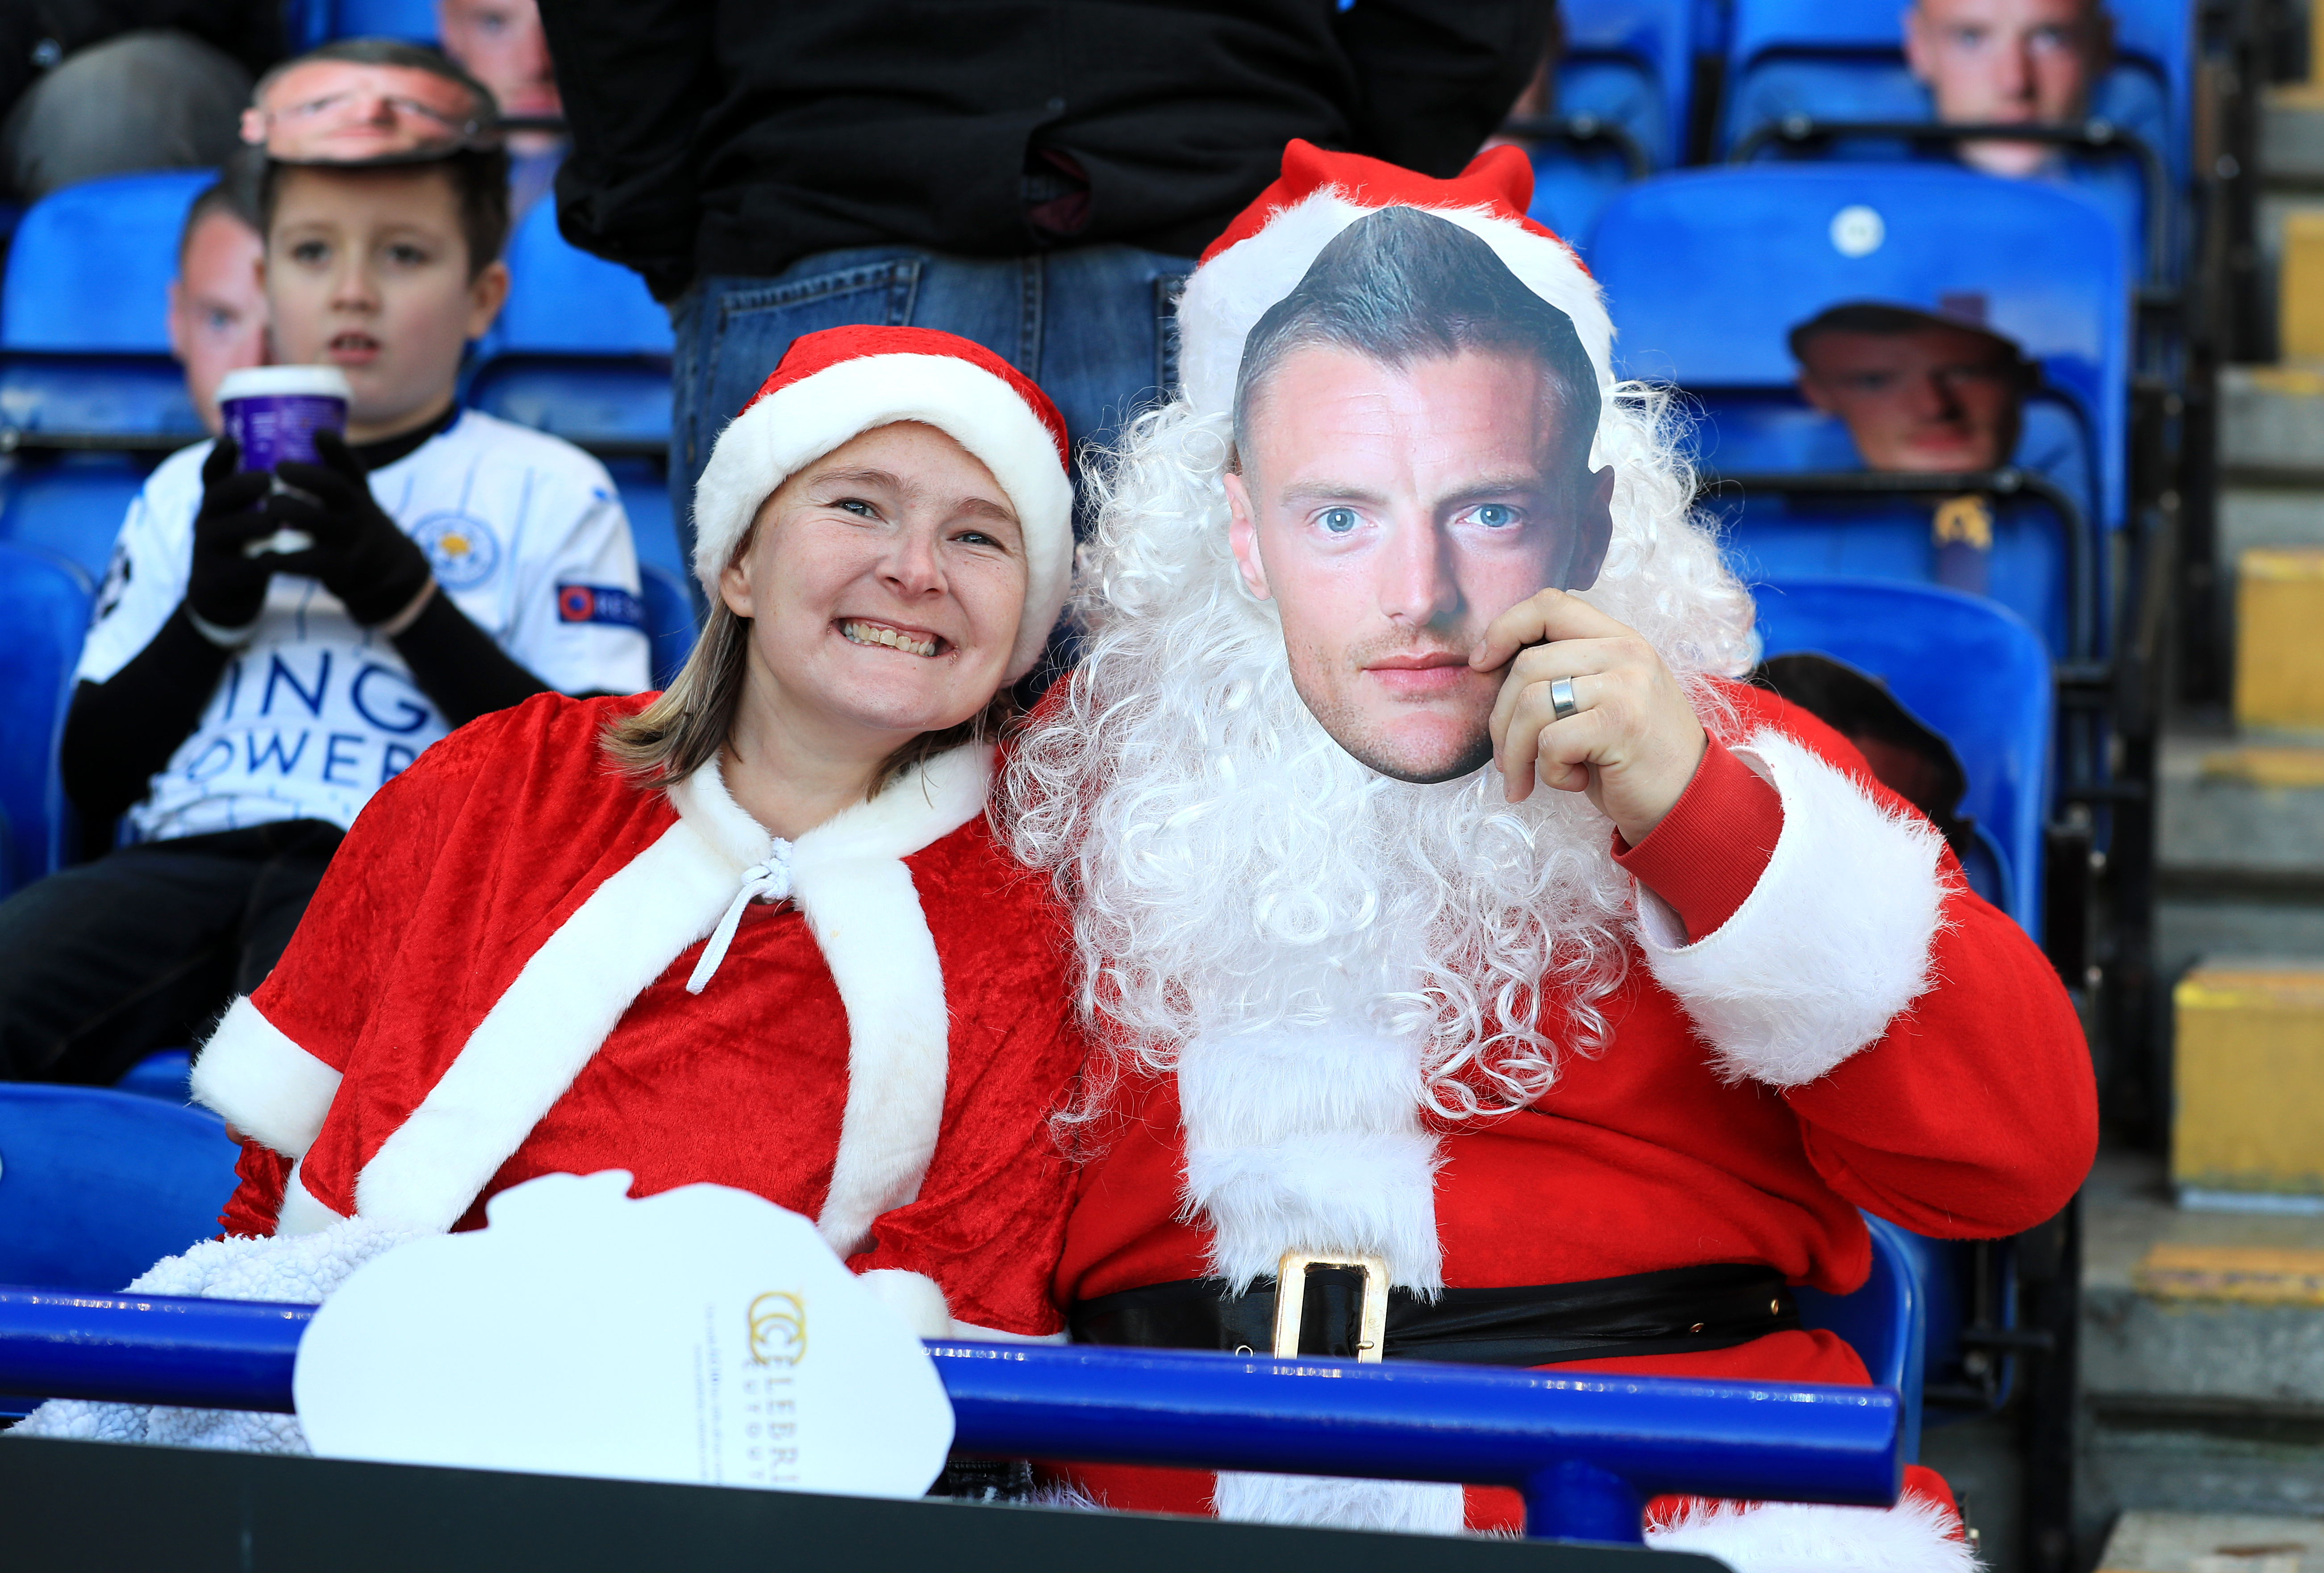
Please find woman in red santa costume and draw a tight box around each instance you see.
[22,325,1086,1452]
[1006,142,2095,1569]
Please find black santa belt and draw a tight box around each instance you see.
[1069,1256,1801,1367]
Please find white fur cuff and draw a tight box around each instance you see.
[1648,1496,1979,1573]
[857,1268,953,1339]
[189,996,343,1159]
[1638,730,1948,1088]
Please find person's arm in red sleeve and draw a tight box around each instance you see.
[1613,735,1784,942]
[1627,690,2095,1243]
[189,702,530,1202]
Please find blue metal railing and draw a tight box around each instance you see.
[0,1285,1899,1543]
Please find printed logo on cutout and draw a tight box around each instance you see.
[411,512,502,589]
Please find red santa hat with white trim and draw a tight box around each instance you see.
[1174,139,1615,421]
[689,325,1076,680]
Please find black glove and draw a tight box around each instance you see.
[186,436,286,635]
[267,429,434,627]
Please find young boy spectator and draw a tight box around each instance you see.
[1790,300,2039,597]
[1904,0,2111,177]
[168,150,270,434]
[0,47,649,1086]
[437,0,563,220]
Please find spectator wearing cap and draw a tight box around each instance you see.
[538,0,1554,619]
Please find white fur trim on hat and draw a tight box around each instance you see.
[689,351,1075,680]
[1635,730,1951,1088]
[1175,190,1617,423]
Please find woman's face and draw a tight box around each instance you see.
[721,421,1027,747]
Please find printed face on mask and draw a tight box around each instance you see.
[1796,323,2028,473]
[1226,344,1612,785]
[1904,0,2111,176]
[169,209,270,435]
[243,61,486,163]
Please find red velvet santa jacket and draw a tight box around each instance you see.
[194,692,1085,1339]
[1059,682,2095,1379]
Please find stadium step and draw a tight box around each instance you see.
[2080,1153,2324,1523]
[2097,1510,2324,1572]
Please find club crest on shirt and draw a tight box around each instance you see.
[410,512,502,589]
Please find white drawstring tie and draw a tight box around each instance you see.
[686,842,794,994]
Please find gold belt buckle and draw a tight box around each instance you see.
[1272,1250,1389,1363]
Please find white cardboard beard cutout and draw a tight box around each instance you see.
[294,1171,955,1496]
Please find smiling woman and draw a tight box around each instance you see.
[100,326,1097,1423]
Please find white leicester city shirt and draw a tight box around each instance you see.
[79,410,653,842]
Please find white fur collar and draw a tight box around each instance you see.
[351,744,993,1245]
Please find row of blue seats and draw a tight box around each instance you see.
[1539,0,2190,280]
[0,160,2124,591]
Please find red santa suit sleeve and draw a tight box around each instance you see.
[1612,735,1785,943]
[1623,689,2095,1241]
[203,708,513,1235]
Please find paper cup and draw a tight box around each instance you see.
[218,366,351,472]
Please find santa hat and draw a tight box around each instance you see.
[1174,140,1615,422]
[691,325,1076,680]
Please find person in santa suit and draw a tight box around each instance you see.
[1004,142,2095,1567]
[168,322,1082,1348]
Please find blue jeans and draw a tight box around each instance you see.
[668,243,1195,596]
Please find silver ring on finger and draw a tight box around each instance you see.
[1548,676,1581,723]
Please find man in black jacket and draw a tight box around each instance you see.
[538,0,1552,598]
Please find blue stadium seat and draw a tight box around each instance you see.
[0,542,93,896]
[0,168,214,442]
[468,197,673,452]
[322,0,439,43]
[639,564,699,692]
[1524,0,1699,248]
[1563,0,1700,168]
[0,452,159,582]
[1753,576,2053,935]
[1761,582,2050,1442]
[0,1084,241,1291]
[1795,1213,1927,1463]
[1716,0,2188,282]
[603,455,684,589]
[114,1050,195,1103]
